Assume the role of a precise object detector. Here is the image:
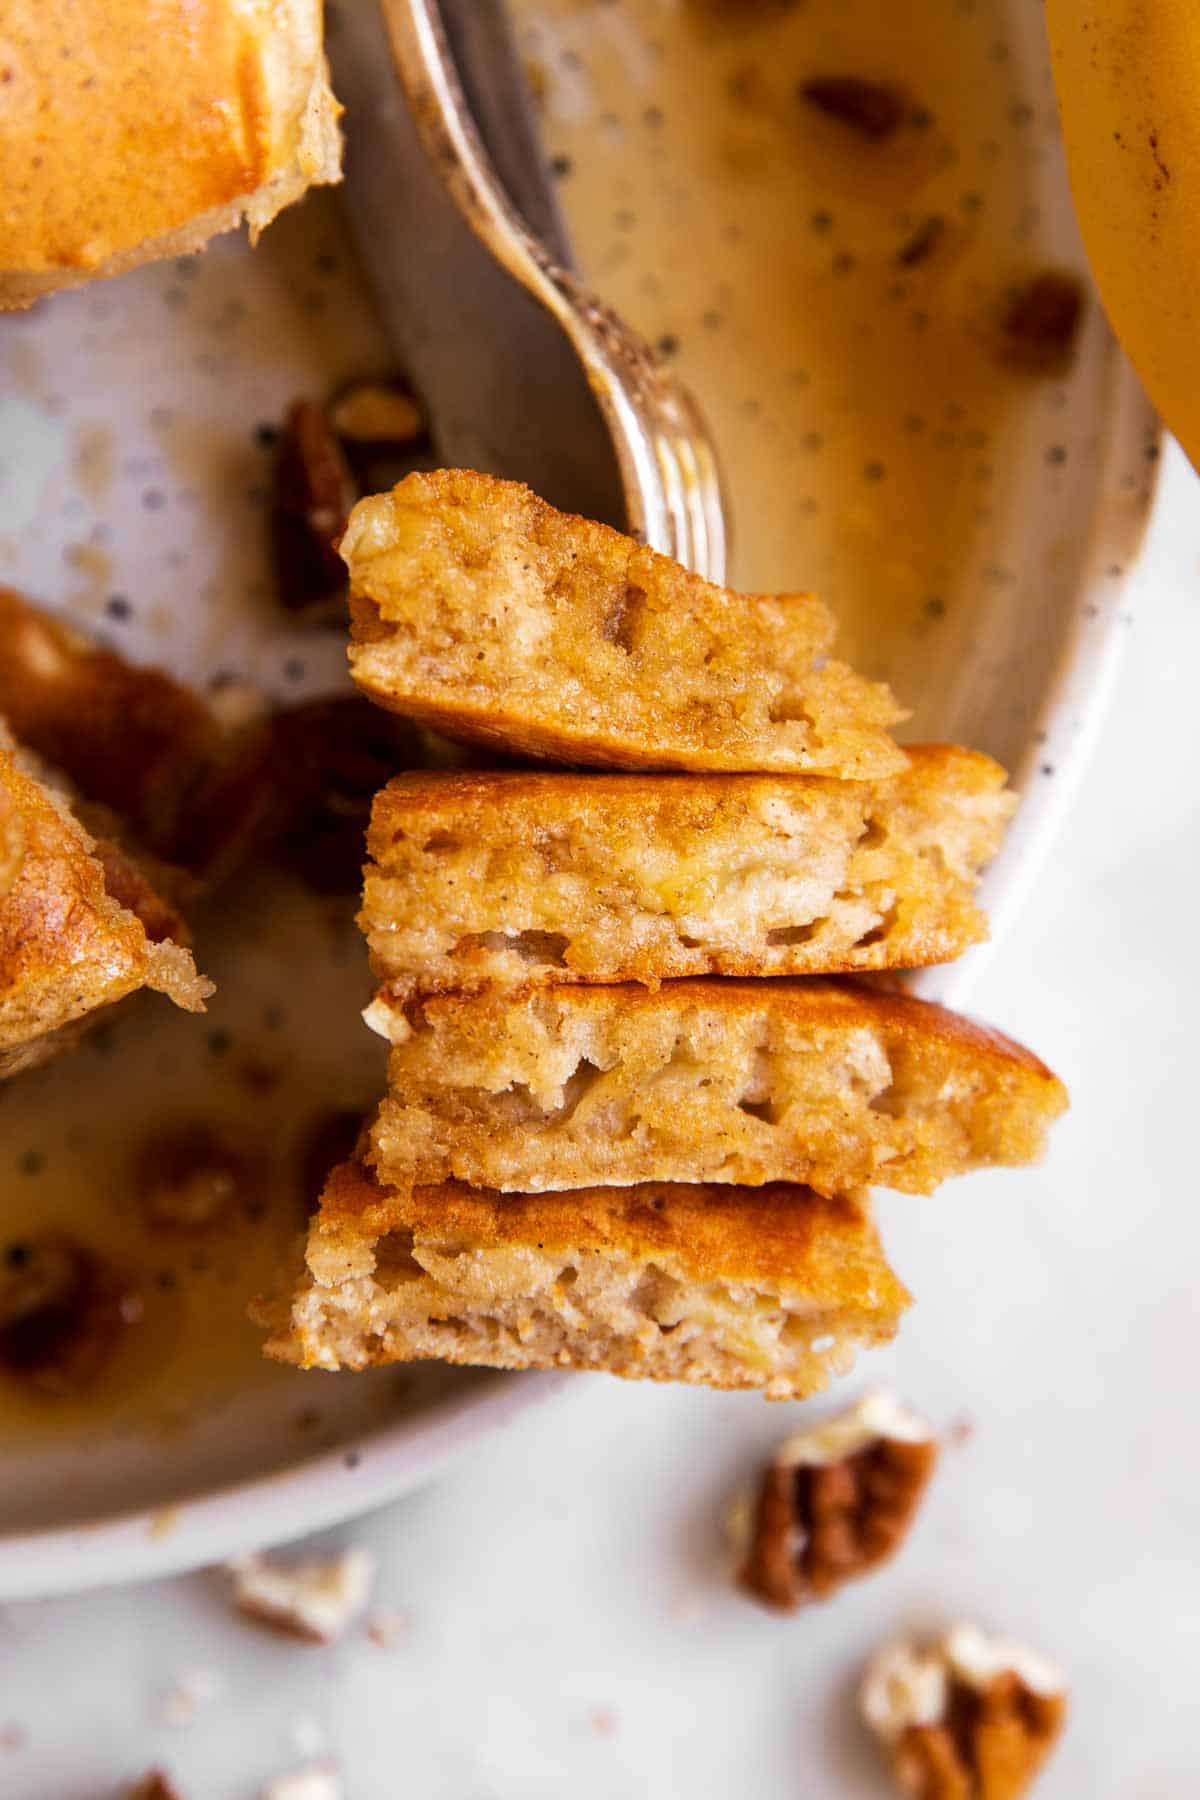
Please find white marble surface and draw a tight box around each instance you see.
[2,445,1197,1798]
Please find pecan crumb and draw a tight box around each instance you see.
[135,1122,257,1232]
[270,379,430,627]
[861,1625,1067,1799]
[270,401,358,626]
[0,1237,139,1395]
[125,1772,187,1800]
[999,272,1085,376]
[229,1546,375,1644]
[801,77,910,141]
[365,1605,409,1649]
[329,381,424,446]
[736,1391,937,1610]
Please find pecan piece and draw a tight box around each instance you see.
[861,1625,1068,1800]
[737,1391,937,1609]
[0,1237,140,1395]
[271,400,359,626]
[998,272,1085,376]
[125,1773,187,1800]
[135,1123,258,1232]
[801,77,910,141]
[329,378,430,494]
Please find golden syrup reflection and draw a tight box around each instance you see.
[0,866,385,1443]
[515,0,1073,720]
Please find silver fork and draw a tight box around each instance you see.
[327,0,729,582]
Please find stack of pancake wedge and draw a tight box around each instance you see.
[263,470,1067,1399]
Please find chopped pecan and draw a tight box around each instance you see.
[0,1237,140,1395]
[801,77,910,141]
[125,1773,187,1800]
[271,696,424,894]
[737,1391,937,1609]
[271,401,359,626]
[134,1123,258,1232]
[270,379,430,626]
[329,378,430,494]
[998,272,1085,376]
[861,1625,1068,1800]
[229,1547,375,1644]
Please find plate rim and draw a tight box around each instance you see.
[0,1369,568,1600]
[915,343,1161,1009]
[0,358,1161,1602]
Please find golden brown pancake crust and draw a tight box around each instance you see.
[343,470,906,776]
[0,0,334,278]
[0,588,273,881]
[361,745,1013,990]
[0,730,209,1075]
[266,1160,910,1393]
[317,1159,908,1301]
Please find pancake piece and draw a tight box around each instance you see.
[0,587,274,883]
[342,470,906,775]
[0,0,341,307]
[0,727,210,1080]
[265,1161,910,1398]
[361,747,1013,995]
[364,979,1067,1197]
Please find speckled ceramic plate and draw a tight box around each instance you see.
[0,0,1158,1597]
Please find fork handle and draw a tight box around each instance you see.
[435,0,574,267]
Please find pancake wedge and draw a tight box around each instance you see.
[0,726,211,1079]
[361,747,1013,995]
[342,470,906,775]
[364,979,1066,1197]
[264,1161,910,1398]
[0,0,341,308]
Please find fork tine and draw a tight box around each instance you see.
[378,0,731,581]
